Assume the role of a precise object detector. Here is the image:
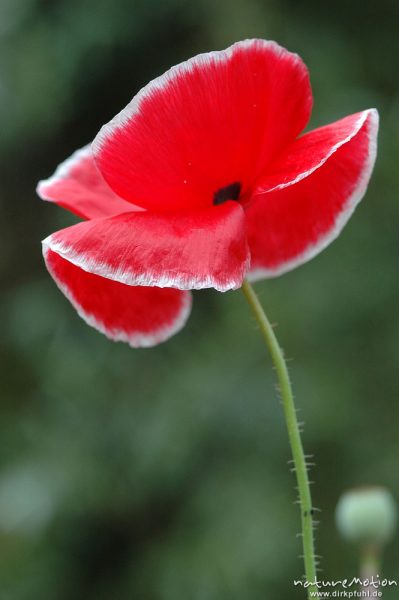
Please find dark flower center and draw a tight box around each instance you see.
[213,181,241,205]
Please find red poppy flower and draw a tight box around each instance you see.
[38,39,378,347]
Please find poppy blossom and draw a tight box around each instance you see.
[38,39,378,347]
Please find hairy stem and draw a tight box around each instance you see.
[241,279,317,597]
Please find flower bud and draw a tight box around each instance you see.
[335,487,397,547]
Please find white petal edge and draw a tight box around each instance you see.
[92,39,308,157]
[256,109,376,195]
[248,108,379,281]
[43,245,193,348]
[36,145,92,202]
[42,233,249,292]
[41,213,250,293]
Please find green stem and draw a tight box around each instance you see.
[241,279,317,597]
[360,545,381,595]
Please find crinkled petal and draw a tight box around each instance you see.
[254,110,375,194]
[44,247,192,347]
[93,39,312,211]
[42,202,250,292]
[37,145,140,220]
[247,109,378,279]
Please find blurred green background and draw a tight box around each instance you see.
[0,0,398,598]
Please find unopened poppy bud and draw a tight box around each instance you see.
[335,487,397,547]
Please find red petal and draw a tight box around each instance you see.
[254,110,375,194]
[246,109,378,278]
[42,202,249,292]
[37,145,140,220]
[93,39,312,211]
[44,247,192,347]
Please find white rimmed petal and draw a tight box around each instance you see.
[37,145,139,220]
[92,39,312,212]
[42,202,250,293]
[255,110,376,194]
[247,108,379,279]
[44,246,192,348]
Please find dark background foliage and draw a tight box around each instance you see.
[0,0,398,598]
